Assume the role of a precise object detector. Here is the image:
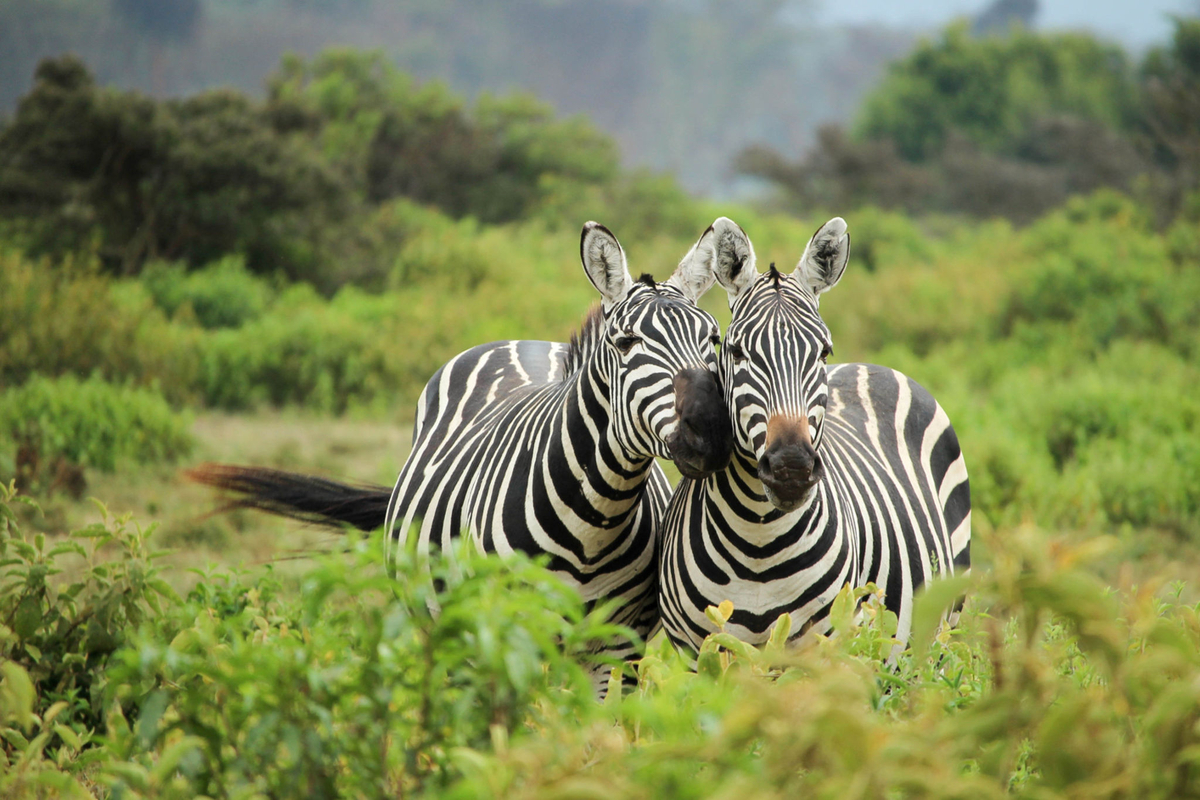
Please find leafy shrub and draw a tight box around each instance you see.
[0,375,192,495]
[104,539,622,798]
[139,256,275,329]
[448,527,1200,799]
[4,485,1200,798]
[0,251,155,389]
[0,485,174,797]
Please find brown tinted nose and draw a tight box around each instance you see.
[757,415,821,500]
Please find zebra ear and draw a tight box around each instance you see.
[795,217,849,296]
[704,217,757,307]
[667,224,721,304]
[581,221,634,310]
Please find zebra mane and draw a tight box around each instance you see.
[766,262,783,288]
[561,303,606,376]
[636,273,657,290]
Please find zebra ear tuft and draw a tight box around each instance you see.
[581,222,633,309]
[667,223,720,304]
[795,217,849,297]
[700,217,757,307]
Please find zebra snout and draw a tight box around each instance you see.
[759,415,823,510]
[669,368,733,479]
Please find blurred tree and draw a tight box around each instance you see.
[856,24,1138,162]
[735,126,935,215]
[736,21,1160,224]
[1140,18,1200,216]
[0,56,347,279]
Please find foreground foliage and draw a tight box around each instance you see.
[2,486,1199,798]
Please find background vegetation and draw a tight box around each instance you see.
[1,15,1199,799]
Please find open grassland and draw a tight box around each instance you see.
[12,412,412,589]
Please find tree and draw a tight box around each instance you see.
[1140,18,1200,215]
[0,56,347,279]
[855,24,1138,162]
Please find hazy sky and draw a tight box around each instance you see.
[817,0,1196,49]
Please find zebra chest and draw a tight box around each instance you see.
[661,481,860,650]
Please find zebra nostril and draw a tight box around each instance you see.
[758,443,818,497]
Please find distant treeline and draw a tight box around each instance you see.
[738,18,1200,225]
[0,51,699,289]
[0,0,913,196]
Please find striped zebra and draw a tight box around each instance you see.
[378,221,732,671]
[190,221,734,685]
[658,217,971,655]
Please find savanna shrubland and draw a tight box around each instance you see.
[4,188,1200,537]
[3,33,1200,799]
[2,486,1199,798]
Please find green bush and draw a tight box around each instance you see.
[3,486,1200,798]
[139,256,275,329]
[0,250,152,389]
[0,375,192,494]
[1,485,174,797]
[0,486,624,798]
[857,24,1138,162]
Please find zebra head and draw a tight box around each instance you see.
[580,221,733,479]
[710,217,850,512]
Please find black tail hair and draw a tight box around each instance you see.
[184,463,391,532]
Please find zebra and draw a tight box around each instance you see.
[658,217,971,655]
[189,221,734,686]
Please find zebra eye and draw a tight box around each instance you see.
[820,343,833,362]
[709,334,721,348]
[725,342,748,362]
[613,335,641,354]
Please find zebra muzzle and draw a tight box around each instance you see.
[759,415,824,511]
[669,368,733,479]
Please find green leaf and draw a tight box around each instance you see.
[150,735,205,785]
[767,613,792,651]
[829,582,856,635]
[910,574,972,661]
[53,724,83,751]
[704,599,734,630]
[0,660,36,732]
[136,690,170,748]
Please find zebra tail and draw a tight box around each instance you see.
[184,463,391,532]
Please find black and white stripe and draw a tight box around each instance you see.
[384,222,733,682]
[659,217,971,654]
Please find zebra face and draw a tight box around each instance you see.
[582,222,733,478]
[711,217,850,513]
[604,285,729,477]
[722,274,833,510]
